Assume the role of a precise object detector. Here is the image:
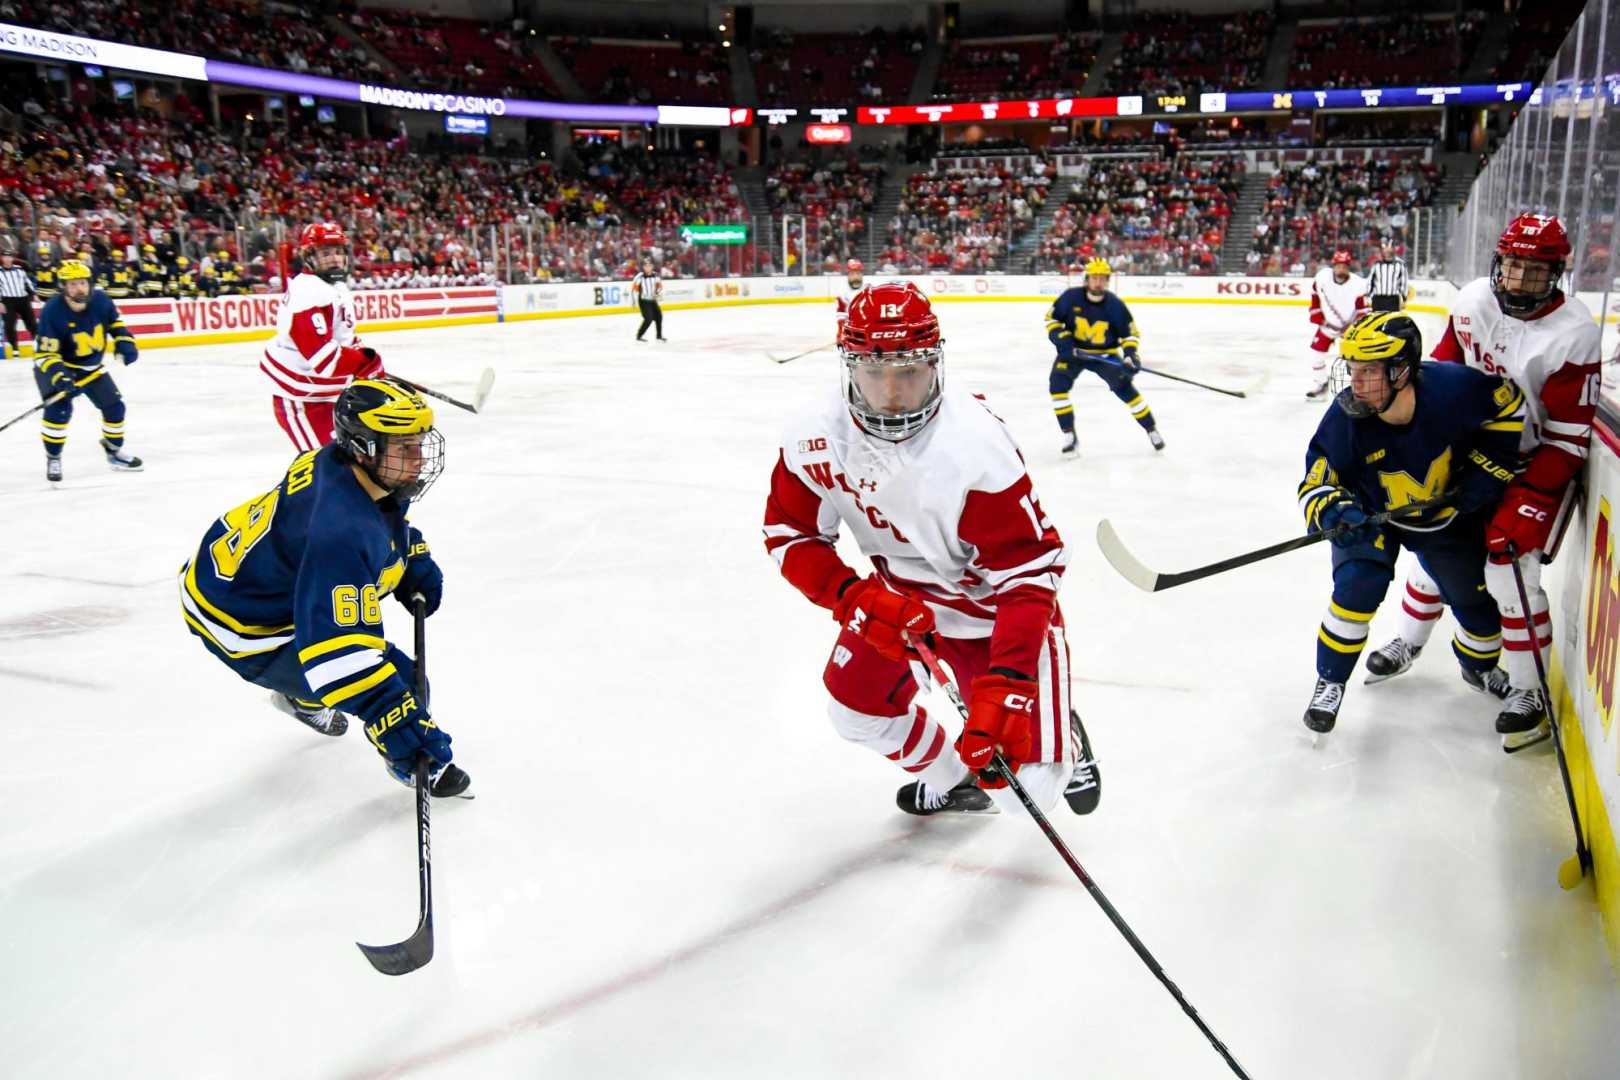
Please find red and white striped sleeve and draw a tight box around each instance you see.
[1430,316,1466,363]
[1309,283,1325,326]
[763,450,856,610]
[1523,333,1602,493]
[958,473,1066,675]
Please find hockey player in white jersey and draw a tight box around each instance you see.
[1306,250,1369,399]
[834,259,864,323]
[262,222,385,450]
[1363,213,1601,749]
[763,282,1099,817]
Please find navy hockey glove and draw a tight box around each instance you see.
[396,554,443,617]
[1122,347,1142,374]
[1319,499,1378,547]
[116,342,138,365]
[366,697,453,784]
[44,366,76,394]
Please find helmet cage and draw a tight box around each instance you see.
[1489,251,1563,317]
[839,343,944,442]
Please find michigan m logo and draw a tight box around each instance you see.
[1378,448,1450,510]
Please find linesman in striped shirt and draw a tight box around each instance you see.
[632,260,666,342]
[0,235,37,359]
[1365,238,1409,313]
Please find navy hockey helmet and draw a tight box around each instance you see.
[332,378,445,501]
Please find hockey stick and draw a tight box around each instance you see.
[1136,364,1247,399]
[391,368,495,415]
[357,594,435,975]
[1072,353,1247,399]
[1098,498,1450,593]
[910,636,1251,1080]
[0,369,102,435]
[1506,547,1592,890]
[771,342,834,365]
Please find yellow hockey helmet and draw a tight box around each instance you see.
[333,378,445,501]
[1334,312,1422,418]
[57,259,93,282]
[1084,257,1112,276]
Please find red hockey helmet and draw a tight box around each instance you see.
[847,259,863,273]
[839,282,943,441]
[1331,250,1353,267]
[298,221,351,283]
[1491,212,1568,317]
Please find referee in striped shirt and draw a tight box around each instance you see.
[632,260,665,342]
[0,235,37,359]
[1365,237,1409,312]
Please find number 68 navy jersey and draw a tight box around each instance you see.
[179,443,428,727]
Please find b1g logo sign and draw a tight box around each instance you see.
[593,285,625,306]
[1585,496,1620,736]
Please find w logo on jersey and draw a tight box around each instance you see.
[805,462,835,489]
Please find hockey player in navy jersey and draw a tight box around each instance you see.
[179,378,470,797]
[1296,312,1526,735]
[1044,257,1163,456]
[33,259,141,482]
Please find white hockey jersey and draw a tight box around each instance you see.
[764,388,1066,674]
[1310,267,1369,336]
[835,279,862,321]
[261,272,374,403]
[1431,277,1601,488]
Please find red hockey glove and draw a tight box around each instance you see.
[833,575,935,662]
[955,673,1037,788]
[1486,482,1560,560]
[356,346,385,379]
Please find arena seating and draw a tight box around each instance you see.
[1100,11,1273,98]
[931,33,1100,102]
[881,159,1053,273]
[1245,158,1441,274]
[350,10,560,98]
[753,29,921,106]
[1289,15,1461,89]
[1031,156,1242,276]
[553,37,731,105]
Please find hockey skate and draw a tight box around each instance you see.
[384,758,475,798]
[1363,638,1420,684]
[1059,431,1079,458]
[1497,688,1551,753]
[1461,665,1512,700]
[1147,429,1165,452]
[45,455,62,483]
[1064,709,1102,815]
[101,439,143,472]
[270,691,348,736]
[897,775,995,816]
[1305,376,1332,400]
[1303,678,1344,733]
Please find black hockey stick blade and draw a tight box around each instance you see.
[1098,500,1450,593]
[1136,364,1246,398]
[357,753,435,974]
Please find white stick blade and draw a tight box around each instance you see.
[472,368,495,413]
[1095,519,1161,592]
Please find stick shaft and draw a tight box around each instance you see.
[391,374,477,414]
[910,637,1252,1079]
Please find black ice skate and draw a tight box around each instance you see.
[383,759,475,798]
[897,775,995,816]
[1364,638,1420,684]
[1306,377,1332,400]
[1304,678,1344,733]
[1060,431,1079,458]
[1064,709,1102,815]
[431,763,474,798]
[45,455,62,483]
[1147,429,1165,452]
[270,691,348,736]
[1461,665,1512,700]
[1497,688,1551,753]
[101,438,143,472]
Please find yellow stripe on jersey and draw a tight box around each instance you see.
[182,611,286,659]
[298,633,388,664]
[183,559,294,636]
[320,663,399,707]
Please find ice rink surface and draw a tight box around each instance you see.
[2,295,1617,1079]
